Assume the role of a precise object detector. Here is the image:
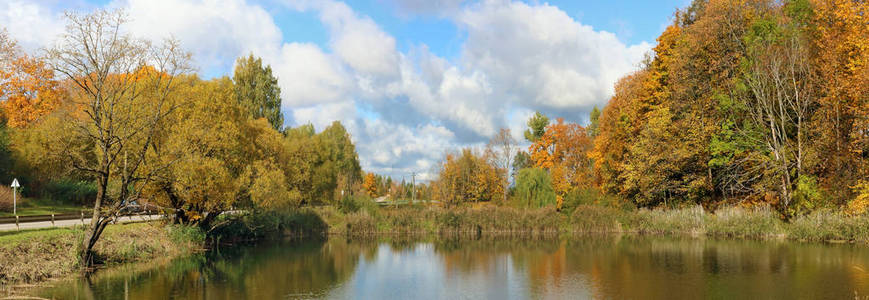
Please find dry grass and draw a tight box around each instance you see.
[0,223,204,286]
[0,186,12,212]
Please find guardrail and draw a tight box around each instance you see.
[0,211,160,225]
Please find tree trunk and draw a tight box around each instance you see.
[81,172,108,268]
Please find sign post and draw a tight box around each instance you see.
[11,178,20,216]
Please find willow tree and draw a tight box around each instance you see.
[46,10,191,267]
[233,54,283,130]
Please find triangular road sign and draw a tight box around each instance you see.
[11,178,19,188]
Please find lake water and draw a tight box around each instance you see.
[35,235,869,299]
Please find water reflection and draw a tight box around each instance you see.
[36,235,869,299]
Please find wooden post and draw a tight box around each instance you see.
[81,212,84,225]
[51,214,55,227]
[15,215,19,231]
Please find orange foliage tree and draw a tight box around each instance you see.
[529,118,593,210]
[0,30,62,128]
[363,172,378,198]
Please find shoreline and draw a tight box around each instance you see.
[3,204,869,290]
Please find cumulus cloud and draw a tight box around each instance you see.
[116,0,283,75]
[456,1,651,113]
[0,0,651,181]
[0,0,65,52]
[274,42,353,107]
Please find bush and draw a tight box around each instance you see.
[42,179,97,205]
[338,194,378,215]
[168,225,206,246]
[210,209,328,242]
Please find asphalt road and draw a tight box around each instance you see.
[0,214,163,232]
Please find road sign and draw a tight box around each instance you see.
[10,178,18,215]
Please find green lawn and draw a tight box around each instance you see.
[0,197,87,217]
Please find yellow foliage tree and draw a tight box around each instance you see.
[363,172,378,198]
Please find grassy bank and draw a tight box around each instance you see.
[310,204,869,243]
[0,223,204,286]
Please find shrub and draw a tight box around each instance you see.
[210,209,328,241]
[339,194,378,215]
[42,179,97,205]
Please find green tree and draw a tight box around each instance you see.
[316,121,362,202]
[0,122,12,184]
[514,168,556,208]
[523,112,550,142]
[233,54,283,130]
[587,105,601,138]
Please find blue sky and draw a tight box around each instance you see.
[257,0,687,72]
[1,0,690,180]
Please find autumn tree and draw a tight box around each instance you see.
[315,121,363,203]
[739,7,816,214]
[434,149,504,207]
[45,10,192,266]
[233,54,283,131]
[0,29,62,128]
[808,0,869,204]
[144,76,252,226]
[363,172,378,198]
[529,118,593,210]
[282,121,362,205]
[487,128,517,203]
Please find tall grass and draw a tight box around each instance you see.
[314,203,869,244]
[320,206,565,236]
[0,223,205,285]
[788,210,869,242]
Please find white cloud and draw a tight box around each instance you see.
[456,1,651,112]
[0,0,65,52]
[318,1,400,79]
[274,42,353,107]
[0,0,652,181]
[291,100,357,131]
[116,0,283,74]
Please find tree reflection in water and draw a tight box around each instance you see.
[35,235,869,299]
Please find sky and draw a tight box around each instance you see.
[1,0,689,181]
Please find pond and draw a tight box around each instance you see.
[35,235,869,299]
